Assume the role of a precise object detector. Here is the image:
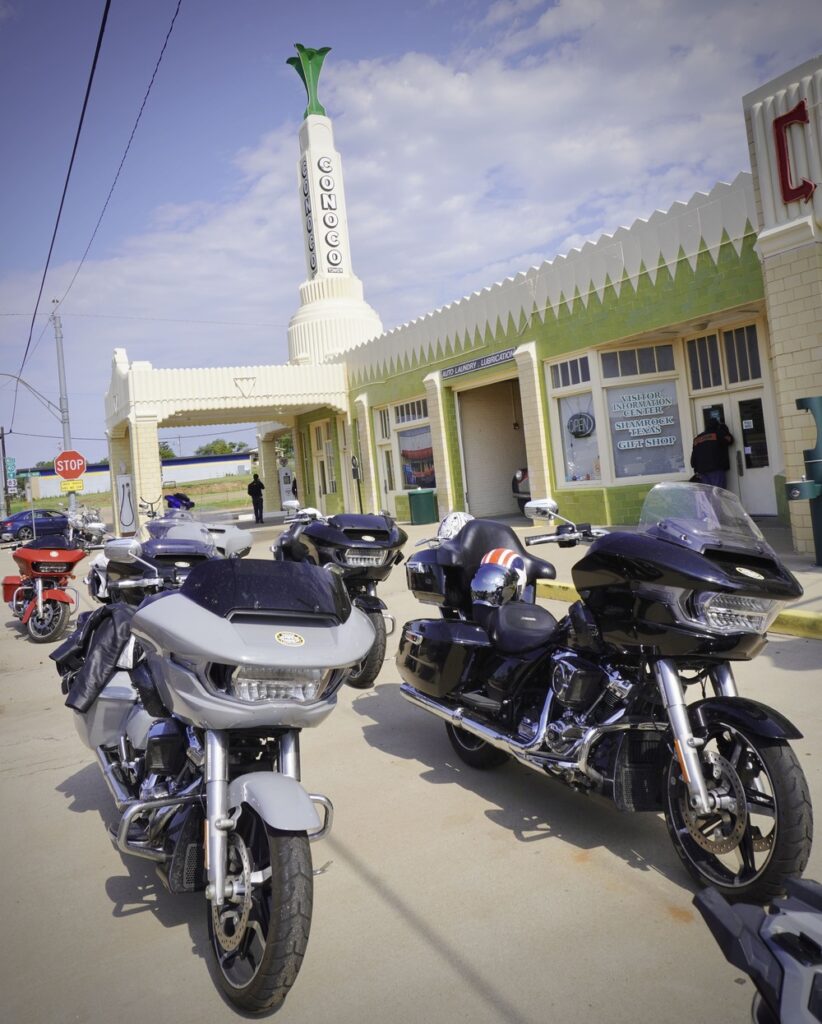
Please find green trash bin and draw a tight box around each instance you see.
[408,488,438,525]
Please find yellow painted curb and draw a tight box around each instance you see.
[535,580,822,641]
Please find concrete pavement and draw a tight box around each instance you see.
[1,523,822,1024]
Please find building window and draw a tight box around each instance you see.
[550,356,590,389]
[559,394,600,482]
[377,408,390,441]
[395,399,428,424]
[601,344,674,380]
[723,324,761,384]
[686,334,722,390]
[398,424,436,489]
[382,448,395,492]
[607,381,686,479]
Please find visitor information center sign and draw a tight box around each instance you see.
[607,382,685,478]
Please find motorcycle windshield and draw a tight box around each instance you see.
[180,558,352,622]
[638,482,767,554]
[141,519,216,552]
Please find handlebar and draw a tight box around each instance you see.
[524,527,608,547]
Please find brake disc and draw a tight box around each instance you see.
[210,833,253,952]
[679,750,748,855]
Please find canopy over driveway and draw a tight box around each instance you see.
[104,347,348,532]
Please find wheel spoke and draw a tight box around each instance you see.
[737,826,757,876]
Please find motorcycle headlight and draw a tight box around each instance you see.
[224,665,331,704]
[343,547,389,567]
[691,592,783,635]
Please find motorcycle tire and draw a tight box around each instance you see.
[208,809,313,1013]
[346,610,386,689]
[445,722,509,769]
[664,720,812,903]
[26,599,71,643]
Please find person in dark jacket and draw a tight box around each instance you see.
[247,473,265,523]
[690,415,734,488]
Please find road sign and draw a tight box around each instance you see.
[4,456,15,477]
[54,450,86,480]
[59,479,84,493]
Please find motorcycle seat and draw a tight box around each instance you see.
[484,601,559,654]
[447,518,557,588]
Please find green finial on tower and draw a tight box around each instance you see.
[287,43,331,118]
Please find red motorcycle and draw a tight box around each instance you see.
[3,536,86,642]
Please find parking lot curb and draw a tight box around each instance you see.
[535,580,822,640]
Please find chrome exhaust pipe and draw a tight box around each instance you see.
[96,746,134,811]
[399,683,638,785]
[399,682,552,759]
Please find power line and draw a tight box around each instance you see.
[10,0,113,427]
[47,0,184,333]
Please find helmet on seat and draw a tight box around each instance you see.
[437,510,474,541]
[470,562,520,609]
[480,547,527,599]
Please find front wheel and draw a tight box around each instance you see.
[346,610,386,689]
[664,720,812,902]
[207,810,313,1014]
[26,599,71,643]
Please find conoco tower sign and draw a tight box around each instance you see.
[286,44,383,365]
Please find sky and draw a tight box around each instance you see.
[1,0,820,469]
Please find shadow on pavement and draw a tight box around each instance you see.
[351,682,694,893]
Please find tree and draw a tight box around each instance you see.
[194,439,249,456]
[277,433,294,461]
[35,459,54,469]
[159,441,176,460]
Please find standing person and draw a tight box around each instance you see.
[690,414,734,488]
[247,473,265,523]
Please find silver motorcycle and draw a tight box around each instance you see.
[52,537,374,1013]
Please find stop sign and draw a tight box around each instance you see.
[54,450,87,480]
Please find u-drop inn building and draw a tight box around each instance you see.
[106,50,822,556]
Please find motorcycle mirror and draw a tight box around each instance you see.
[524,498,559,521]
[104,538,143,563]
[222,532,252,559]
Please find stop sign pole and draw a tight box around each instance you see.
[51,306,77,511]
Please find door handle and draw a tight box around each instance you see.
[736,450,744,477]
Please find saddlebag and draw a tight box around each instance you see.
[396,618,489,698]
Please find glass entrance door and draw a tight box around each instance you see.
[695,392,776,515]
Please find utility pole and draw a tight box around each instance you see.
[0,426,9,519]
[51,303,76,512]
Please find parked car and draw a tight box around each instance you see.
[511,467,530,513]
[1,508,69,542]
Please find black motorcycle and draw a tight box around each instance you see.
[273,508,407,688]
[397,482,812,902]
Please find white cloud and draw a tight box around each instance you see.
[2,0,821,465]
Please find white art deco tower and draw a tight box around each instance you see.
[286,44,383,365]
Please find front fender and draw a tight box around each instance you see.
[354,593,386,614]
[228,772,321,832]
[690,696,802,741]
[21,588,74,623]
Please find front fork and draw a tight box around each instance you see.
[35,577,43,618]
[653,659,738,815]
[203,729,306,905]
